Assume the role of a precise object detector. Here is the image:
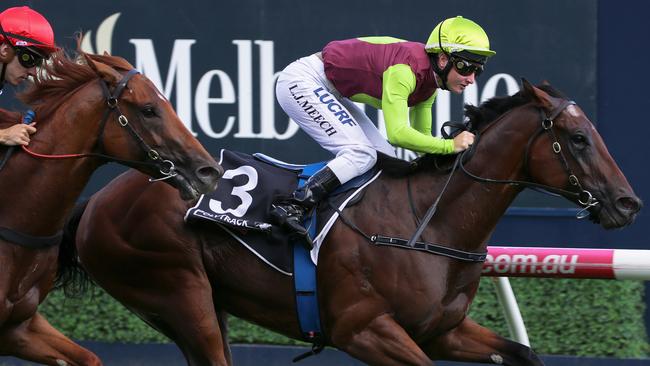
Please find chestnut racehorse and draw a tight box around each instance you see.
[64,80,640,365]
[0,49,222,365]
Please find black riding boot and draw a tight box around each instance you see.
[270,166,341,248]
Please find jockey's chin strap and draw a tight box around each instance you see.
[19,69,178,182]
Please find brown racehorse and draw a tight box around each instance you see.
[0,49,222,366]
[64,80,640,366]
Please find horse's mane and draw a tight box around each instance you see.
[379,83,568,176]
[12,45,135,123]
[464,84,567,132]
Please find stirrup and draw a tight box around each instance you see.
[270,204,313,249]
[270,203,305,225]
[287,222,314,250]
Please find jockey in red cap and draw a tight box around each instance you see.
[0,6,57,146]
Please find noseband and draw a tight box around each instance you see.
[459,100,600,216]
[20,69,178,182]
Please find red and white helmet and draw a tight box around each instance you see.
[0,6,57,56]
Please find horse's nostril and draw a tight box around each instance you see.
[196,165,223,183]
[616,196,642,213]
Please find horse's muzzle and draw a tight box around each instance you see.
[597,194,642,229]
[195,164,223,192]
[171,163,222,200]
[616,196,642,214]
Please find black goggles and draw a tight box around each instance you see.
[450,56,483,77]
[15,47,45,68]
[0,23,47,69]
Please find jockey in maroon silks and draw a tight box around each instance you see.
[271,16,496,246]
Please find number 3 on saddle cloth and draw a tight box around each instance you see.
[185,149,381,275]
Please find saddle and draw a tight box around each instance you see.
[185,149,380,274]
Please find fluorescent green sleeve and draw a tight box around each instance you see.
[410,91,437,136]
[382,64,454,154]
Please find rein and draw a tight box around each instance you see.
[328,152,487,263]
[333,98,599,263]
[402,100,598,255]
[458,100,599,217]
[0,69,178,249]
[404,153,462,248]
[18,69,177,181]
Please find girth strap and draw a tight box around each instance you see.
[291,164,325,362]
[371,235,487,263]
[328,198,488,263]
[0,226,62,248]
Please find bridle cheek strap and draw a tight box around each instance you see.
[21,69,177,181]
[460,100,599,215]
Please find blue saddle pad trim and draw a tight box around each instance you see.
[293,163,323,342]
[247,153,375,341]
[253,152,371,196]
[254,152,324,172]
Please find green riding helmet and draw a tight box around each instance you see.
[425,16,495,64]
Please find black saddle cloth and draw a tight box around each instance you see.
[185,149,379,274]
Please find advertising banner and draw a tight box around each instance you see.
[2,1,597,201]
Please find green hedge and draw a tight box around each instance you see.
[39,278,648,358]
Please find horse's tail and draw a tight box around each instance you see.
[55,199,94,296]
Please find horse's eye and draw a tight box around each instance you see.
[571,133,587,147]
[141,105,157,118]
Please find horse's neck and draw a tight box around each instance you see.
[405,108,540,251]
[0,109,103,236]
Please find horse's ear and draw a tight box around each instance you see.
[520,78,553,109]
[521,78,534,94]
[83,52,121,85]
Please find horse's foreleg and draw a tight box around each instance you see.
[111,271,229,366]
[216,310,233,366]
[151,293,228,366]
[332,313,433,366]
[0,311,101,366]
[422,316,544,366]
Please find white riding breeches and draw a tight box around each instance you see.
[275,54,396,184]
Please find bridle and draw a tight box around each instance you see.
[402,98,600,249]
[458,99,600,217]
[0,68,180,248]
[19,69,178,182]
[332,96,601,261]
